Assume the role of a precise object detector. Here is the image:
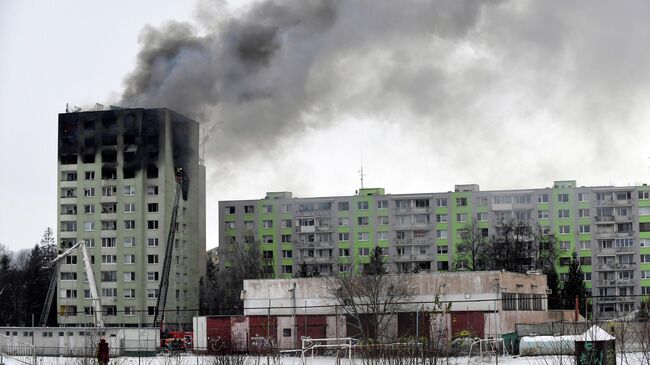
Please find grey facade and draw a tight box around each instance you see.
[57,108,206,328]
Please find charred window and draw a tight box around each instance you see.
[101,168,116,180]
[60,155,78,165]
[82,154,95,164]
[101,150,117,163]
[146,165,158,179]
[102,118,117,129]
[101,134,117,145]
[83,121,95,131]
[123,114,136,129]
[123,134,136,145]
[123,168,135,179]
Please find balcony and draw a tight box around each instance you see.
[615,215,634,222]
[295,210,331,217]
[615,246,635,253]
[595,216,614,224]
[395,239,413,245]
[315,225,332,232]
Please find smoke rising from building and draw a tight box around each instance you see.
[119,0,650,185]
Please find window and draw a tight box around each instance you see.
[436,198,447,207]
[338,232,349,241]
[579,209,590,218]
[101,271,117,282]
[502,293,517,311]
[124,220,135,230]
[124,254,136,264]
[84,171,95,180]
[415,199,430,208]
[281,250,292,258]
[579,240,591,250]
[64,256,77,264]
[280,219,292,228]
[102,186,117,197]
[124,272,135,281]
[538,210,549,219]
[640,207,650,216]
[358,248,370,256]
[101,255,117,264]
[641,239,650,247]
[357,217,369,226]
[579,225,591,234]
[357,201,369,210]
[640,190,650,200]
[456,197,468,207]
[147,289,159,299]
[102,237,117,247]
[476,197,488,206]
[437,246,448,254]
[224,206,235,214]
[559,257,571,266]
[122,237,135,247]
[377,200,388,209]
[146,220,158,230]
[123,186,135,196]
[641,254,650,263]
[537,194,549,203]
[436,214,448,223]
[282,265,293,274]
[339,248,349,257]
[456,213,468,222]
[579,257,591,265]
[374,216,388,225]
[280,204,291,213]
[281,234,292,243]
[60,272,77,280]
[642,271,650,279]
[437,261,449,271]
[84,205,94,214]
[558,193,569,203]
[641,222,650,232]
[101,288,117,297]
[124,306,135,316]
[578,192,589,202]
[146,238,159,247]
[476,212,488,221]
[244,205,254,214]
[84,188,95,197]
[337,202,350,211]
[559,241,570,251]
[263,204,273,213]
[147,272,159,281]
[147,255,159,264]
[263,220,273,228]
[558,209,570,218]
[377,231,388,241]
[83,221,94,232]
[357,232,369,241]
[559,225,570,234]
[518,294,531,311]
[146,185,158,196]
[124,203,135,213]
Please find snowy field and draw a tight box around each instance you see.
[1,354,648,365]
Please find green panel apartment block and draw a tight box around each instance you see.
[220,182,650,319]
[57,108,206,328]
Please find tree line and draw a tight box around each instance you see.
[0,228,58,326]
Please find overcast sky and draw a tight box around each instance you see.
[1,0,649,252]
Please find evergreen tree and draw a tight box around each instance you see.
[544,267,562,310]
[363,247,387,276]
[561,252,587,314]
[295,262,310,278]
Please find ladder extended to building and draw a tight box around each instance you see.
[153,168,187,330]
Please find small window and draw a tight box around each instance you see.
[283,328,292,337]
[558,193,569,203]
[455,197,468,207]
[357,201,369,210]
[377,200,388,209]
[338,202,350,211]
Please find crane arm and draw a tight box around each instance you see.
[39,240,104,328]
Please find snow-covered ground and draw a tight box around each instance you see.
[1,354,647,365]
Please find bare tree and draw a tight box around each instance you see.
[208,242,265,314]
[326,248,415,342]
[455,219,488,271]
[483,219,558,274]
